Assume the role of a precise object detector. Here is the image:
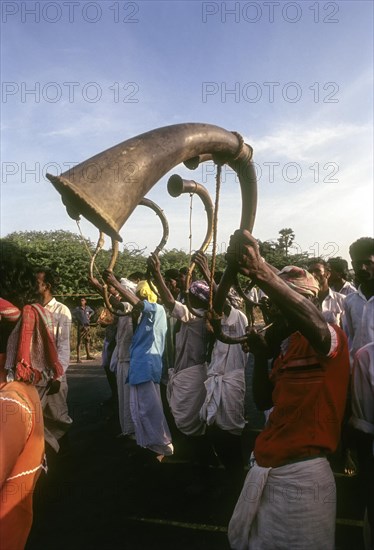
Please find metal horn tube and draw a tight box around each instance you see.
[139,197,169,296]
[89,231,105,283]
[167,174,213,256]
[210,159,258,343]
[46,123,256,243]
[102,199,169,314]
[139,198,169,256]
[167,174,214,318]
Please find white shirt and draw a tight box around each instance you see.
[343,288,374,364]
[257,288,268,301]
[245,286,258,303]
[44,297,72,373]
[321,288,346,326]
[349,343,374,455]
[171,301,207,373]
[208,308,248,376]
[332,281,357,296]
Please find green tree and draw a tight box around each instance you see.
[277,228,295,257]
[258,229,309,270]
[2,231,154,296]
[159,249,191,271]
[2,230,96,295]
[2,228,311,301]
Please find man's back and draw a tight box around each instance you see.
[254,325,350,468]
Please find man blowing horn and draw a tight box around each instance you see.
[226,230,350,550]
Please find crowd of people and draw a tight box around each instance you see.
[0,233,373,550]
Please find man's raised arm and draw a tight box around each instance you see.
[147,253,175,311]
[226,230,331,355]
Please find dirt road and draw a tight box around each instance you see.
[26,361,365,550]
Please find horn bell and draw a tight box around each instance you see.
[46,123,256,242]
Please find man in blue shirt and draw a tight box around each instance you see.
[72,297,94,363]
[103,273,173,460]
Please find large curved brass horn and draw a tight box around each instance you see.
[46,123,257,340]
[167,174,213,317]
[167,174,213,256]
[140,197,169,256]
[141,197,169,296]
[99,197,169,315]
[46,124,256,241]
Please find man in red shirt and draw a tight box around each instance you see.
[226,230,350,550]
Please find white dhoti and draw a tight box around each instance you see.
[228,457,336,550]
[167,364,207,436]
[116,360,134,436]
[200,369,245,435]
[130,381,173,456]
[40,374,73,452]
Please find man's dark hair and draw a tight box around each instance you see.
[349,237,374,260]
[128,271,144,281]
[35,267,60,294]
[164,268,179,281]
[308,257,330,270]
[328,257,349,278]
[0,240,36,308]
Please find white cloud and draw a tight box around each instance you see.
[246,122,371,162]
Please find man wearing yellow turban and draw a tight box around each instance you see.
[103,273,173,460]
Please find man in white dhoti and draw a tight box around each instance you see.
[35,268,72,454]
[200,305,248,436]
[225,229,350,550]
[200,303,249,490]
[114,278,137,438]
[147,254,209,436]
[148,254,220,486]
[349,343,374,550]
[192,252,249,486]
[90,276,134,438]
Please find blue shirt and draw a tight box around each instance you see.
[128,301,167,385]
[72,305,94,326]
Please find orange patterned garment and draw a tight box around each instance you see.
[0,381,45,550]
[254,325,350,468]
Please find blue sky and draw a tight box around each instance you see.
[1,0,373,263]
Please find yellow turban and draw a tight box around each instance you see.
[136,280,157,303]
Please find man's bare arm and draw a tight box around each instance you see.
[147,253,175,310]
[102,271,140,308]
[193,251,218,293]
[226,230,331,355]
[89,276,126,312]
